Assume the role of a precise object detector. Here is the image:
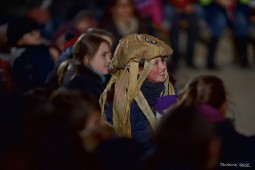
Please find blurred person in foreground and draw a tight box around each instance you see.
[177,75,255,168]
[143,106,221,170]
[36,90,106,170]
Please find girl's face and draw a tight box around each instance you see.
[146,57,167,83]
[89,42,111,75]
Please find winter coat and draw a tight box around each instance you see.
[198,104,255,168]
[12,44,54,92]
[104,80,166,153]
[63,63,105,100]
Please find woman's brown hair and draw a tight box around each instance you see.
[179,75,226,110]
[72,33,110,62]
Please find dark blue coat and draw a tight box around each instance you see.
[105,100,156,153]
[215,120,255,169]
[63,64,105,100]
[45,46,73,90]
[104,80,166,153]
[12,45,54,92]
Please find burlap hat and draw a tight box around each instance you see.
[109,33,173,72]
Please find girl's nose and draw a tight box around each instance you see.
[159,60,166,69]
[106,53,112,64]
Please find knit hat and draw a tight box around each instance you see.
[100,33,175,137]
[7,16,40,45]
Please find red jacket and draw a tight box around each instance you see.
[168,0,197,9]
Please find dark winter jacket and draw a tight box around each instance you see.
[105,80,165,153]
[198,104,255,168]
[12,45,54,92]
[216,120,255,169]
[45,46,74,90]
[63,63,105,100]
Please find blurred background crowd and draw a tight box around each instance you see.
[1,0,255,69]
[0,0,255,169]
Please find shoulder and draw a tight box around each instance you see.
[24,44,49,53]
[69,74,102,88]
[18,45,52,62]
[67,74,104,99]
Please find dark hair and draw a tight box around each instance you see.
[50,90,100,132]
[22,88,53,121]
[7,16,40,45]
[155,106,218,169]
[21,88,54,146]
[57,33,110,85]
[57,59,73,86]
[72,9,96,25]
[86,28,114,45]
[99,0,141,28]
[179,75,226,110]
[72,33,110,62]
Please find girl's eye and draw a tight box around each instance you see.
[161,57,166,62]
[102,52,111,59]
[153,61,159,65]
[102,53,107,58]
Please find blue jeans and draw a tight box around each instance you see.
[202,3,251,67]
[169,9,199,67]
[203,3,250,38]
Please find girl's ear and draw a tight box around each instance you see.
[83,56,90,65]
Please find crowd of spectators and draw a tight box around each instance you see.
[0,0,255,169]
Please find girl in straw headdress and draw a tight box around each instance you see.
[100,33,178,152]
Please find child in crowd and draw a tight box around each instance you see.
[45,28,114,90]
[100,33,178,153]
[58,33,112,100]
